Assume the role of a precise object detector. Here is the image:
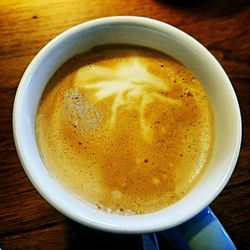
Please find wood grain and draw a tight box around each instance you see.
[0,0,249,249]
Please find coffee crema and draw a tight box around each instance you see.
[36,45,214,214]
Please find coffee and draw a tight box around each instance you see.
[36,45,214,214]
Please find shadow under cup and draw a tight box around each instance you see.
[13,16,241,233]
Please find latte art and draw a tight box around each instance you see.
[75,58,180,142]
[36,45,214,214]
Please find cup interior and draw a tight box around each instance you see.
[13,16,241,233]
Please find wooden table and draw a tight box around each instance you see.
[0,0,249,249]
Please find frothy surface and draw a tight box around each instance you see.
[36,45,214,214]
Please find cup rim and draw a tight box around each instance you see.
[13,16,242,233]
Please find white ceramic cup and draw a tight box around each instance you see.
[13,16,241,234]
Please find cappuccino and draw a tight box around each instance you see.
[36,45,214,214]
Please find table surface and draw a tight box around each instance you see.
[0,0,249,249]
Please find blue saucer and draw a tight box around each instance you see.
[141,207,236,250]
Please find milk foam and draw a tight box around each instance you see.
[75,57,180,142]
[36,45,214,214]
